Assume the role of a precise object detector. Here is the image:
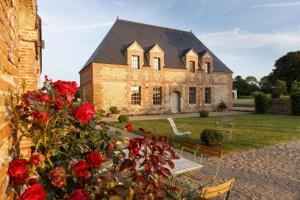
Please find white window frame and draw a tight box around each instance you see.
[153,57,160,71]
[131,55,139,69]
[205,62,211,74]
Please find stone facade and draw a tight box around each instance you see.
[80,20,233,114]
[0,0,41,199]
[80,62,232,114]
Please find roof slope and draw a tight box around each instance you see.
[81,19,232,73]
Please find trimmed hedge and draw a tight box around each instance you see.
[109,106,119,114]
[118,115,129,123]
[291,81,300,115]
[254,92,269,113]
[200,129,223,146]
[217,101,227,111]
[199,110,209,118]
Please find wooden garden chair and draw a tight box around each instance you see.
[215,117,235,140]
[167,118,192,141]
[198,178,235,200]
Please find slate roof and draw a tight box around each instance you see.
[81,19,232,73]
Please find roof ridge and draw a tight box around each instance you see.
[116,18,192,34]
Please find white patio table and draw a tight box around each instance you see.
[122,149,203,175]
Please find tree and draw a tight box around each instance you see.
[290,81,300,115]
[245,76,258,85]
[233,75,259,96]
[276,80,287,96]
[259,76,273,94]
[269,51,300,92]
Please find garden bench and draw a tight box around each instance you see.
[167,118,192,141]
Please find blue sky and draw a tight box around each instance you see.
[38,0,300,83]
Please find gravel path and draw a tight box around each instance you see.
[181,140,300,200]
[111,126,300,199]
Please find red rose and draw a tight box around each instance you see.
[55,97,65,109]
[70,189,89,200]
[74,103,95,123]
[33,110,50,124]
[40,94,50,102]
[107,143,113,151]
[29,153,42,166]
[8,159,28,185]
[125,124,133,132]
[20,183,46,200]
[53,80,77,103]
[48,167,66,188]
[87,151,103,168]
[73,160,89,177]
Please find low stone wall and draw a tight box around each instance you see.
[267,98,291,114]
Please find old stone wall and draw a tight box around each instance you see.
[80,63,232,114]
[0,0,41,199]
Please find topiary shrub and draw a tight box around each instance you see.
[118,114,129,123]
[200,129,223,146]
[109,106,119,114]
[254,92,269,113]
[217,101,227,111]
[199,110,209,118]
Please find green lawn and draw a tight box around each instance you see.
[113,114,300,154]
[233,98,254,107]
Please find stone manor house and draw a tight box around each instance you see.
[80,19,233,114]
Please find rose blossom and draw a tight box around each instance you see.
[53,80,77,103]
[69,189,89,200]
[40,94,50,102]
[20,183,46,200]
[87,151,103,168]
[28,153,43,166]
[33,110,50,124]
[8,159,28,185]
[72,160,89,177]
[125,124,133,132]
[48,167,66,188]
[74,103,95,123]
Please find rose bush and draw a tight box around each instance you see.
[7,76,181,199]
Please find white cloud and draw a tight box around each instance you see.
[198,28,300,53]
[251,1,300,8]
[62,22,113,31]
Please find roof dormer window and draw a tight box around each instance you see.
[153,57,161,71]
[131,55,140,69]
[204,62,211,74]
[188,61,195,73]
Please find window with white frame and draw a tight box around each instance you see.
[131,86,141,105]
[205,87,211,104]
[204,62,211,74]
[131,55,139,69]
[153,57,161,71]
[153,86,162,105]
[189,87,196,104]
[188,61,195,73]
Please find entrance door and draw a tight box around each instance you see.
[170,92,180,113]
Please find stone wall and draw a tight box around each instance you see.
[268,98,291,114]
[80,63,233,114]
[0,0,41,199]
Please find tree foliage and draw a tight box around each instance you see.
[269,51,300,92]
[233,75,259,96]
